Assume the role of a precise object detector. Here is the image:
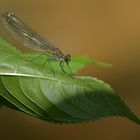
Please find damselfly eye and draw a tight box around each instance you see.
[66,54,71,58]
[65,54,71,62]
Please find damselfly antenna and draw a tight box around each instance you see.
[1,12,73,75]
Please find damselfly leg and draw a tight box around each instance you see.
[29,54,43,62]
[60,61,73,75]
[42,58,56,77]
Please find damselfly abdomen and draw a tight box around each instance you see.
[1,12,73,75]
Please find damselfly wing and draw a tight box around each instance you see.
[1,12,73,75]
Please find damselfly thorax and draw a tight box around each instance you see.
[1,12,73,75]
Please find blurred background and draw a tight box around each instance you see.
[0,0,140,140]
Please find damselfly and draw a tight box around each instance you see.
[1,12,73,75]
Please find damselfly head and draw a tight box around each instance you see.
[65,54,71,63]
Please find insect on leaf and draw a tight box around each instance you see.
[0,38,139,124]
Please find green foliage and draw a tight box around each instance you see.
[0,37,139,124]
[24,54,112,74]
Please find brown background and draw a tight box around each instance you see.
[0,1,140,140]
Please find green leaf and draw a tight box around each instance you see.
[0,37,139,124]
[24,54,112,74]
[0,37,111,73]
